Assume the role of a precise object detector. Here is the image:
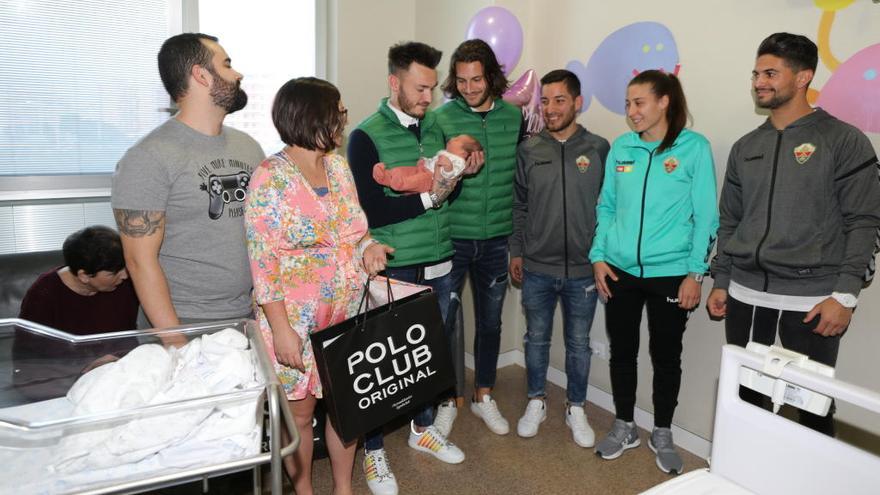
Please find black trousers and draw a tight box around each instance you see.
[725,296,842,436]
[605,267,689,428]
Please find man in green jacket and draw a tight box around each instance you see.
[347,41,466,495]
[434,39,524,438]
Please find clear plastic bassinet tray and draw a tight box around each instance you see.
[0,318,277,495]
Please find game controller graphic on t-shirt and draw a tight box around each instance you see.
[203,171,250,219]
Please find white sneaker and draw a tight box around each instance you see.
[434,400,458,437]
[516,398,547,438]
[470,394,510,435]
[407,423,465,464]
[565,404,595,448]
[363,448,398,495]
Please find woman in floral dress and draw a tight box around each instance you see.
[245,77,392,495]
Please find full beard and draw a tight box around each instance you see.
[754,89,793,110]
[465,91,490,109]
[544,113,575,132]
[210,74,248,114]
[399,90,426,119]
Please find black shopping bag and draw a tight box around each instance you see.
[310,277,455,444]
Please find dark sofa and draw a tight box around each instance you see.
[0,250,64,319]
[0,250,63,406]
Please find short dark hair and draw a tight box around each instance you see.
[628,70,690,153]
[441,39,509,100]
[272,77,344,153]
[388,41,442,75]
[158,33,218,102]
[63,226,125,276]
[757,32,818,74]
[540,69,581,98]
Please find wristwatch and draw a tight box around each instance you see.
[688,272,704,283]
[428,191,441,209]
[831,292,858,308]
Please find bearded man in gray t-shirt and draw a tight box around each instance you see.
[112,33,264,328]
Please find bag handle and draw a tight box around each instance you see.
[355,276,395,332]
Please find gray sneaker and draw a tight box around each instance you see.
[595,419,640,460]
[649,427,683,474]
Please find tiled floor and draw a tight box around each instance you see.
[158,365,704,494]
[308,365,703,495]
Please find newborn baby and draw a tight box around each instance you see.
[372,134,483,193]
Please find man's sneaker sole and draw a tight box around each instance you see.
[407,437,465,464]
[596,437,640,460]
[648,438,683,474]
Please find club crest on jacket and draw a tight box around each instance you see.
[794,143,816,164]
[663,157,679,173]
[576,155,590,173]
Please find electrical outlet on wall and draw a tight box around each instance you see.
[591,341,609,360]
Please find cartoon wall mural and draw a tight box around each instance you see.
[566,22,680,115]
[813,0,879,134]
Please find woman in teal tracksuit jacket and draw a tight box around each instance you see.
[589,70,719,474]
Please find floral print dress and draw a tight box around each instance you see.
[245,151,368,400]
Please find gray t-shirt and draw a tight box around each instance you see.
[112,118,264,319]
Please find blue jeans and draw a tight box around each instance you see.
[364,266,452,451]
[448,237,509,394]
[521,269,597,406]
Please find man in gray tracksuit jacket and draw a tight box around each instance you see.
[508,69,609,446]
[510,126,608,280]
[708,33,880,436]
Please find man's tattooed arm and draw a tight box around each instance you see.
[430,173,460,205]
[113,209,165,237]
[112,208,180,330]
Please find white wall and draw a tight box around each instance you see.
[332,0,880,441]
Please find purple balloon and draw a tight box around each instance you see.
[466,7,523,76]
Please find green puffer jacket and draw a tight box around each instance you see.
[435,98,521,239]
[357,99,451,266]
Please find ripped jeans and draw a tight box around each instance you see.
[521,269,597,406]
[448,237,509,395]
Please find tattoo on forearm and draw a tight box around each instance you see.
[114,209,165,237]
[434,176,456,202]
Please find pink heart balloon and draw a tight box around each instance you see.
[523,73,544,136]
[502,69,537,107]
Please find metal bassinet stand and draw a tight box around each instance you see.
[0,318,299,495]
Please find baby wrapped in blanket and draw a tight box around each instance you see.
[372,134,482,193]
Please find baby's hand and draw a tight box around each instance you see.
[439,157,454,173]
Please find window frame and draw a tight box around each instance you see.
[0,0,326,203]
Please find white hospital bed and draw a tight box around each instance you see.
[642,344,880,494]
[0,318,299,495]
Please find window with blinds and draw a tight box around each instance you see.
[0,0,172,177]
[0,0,317,255]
